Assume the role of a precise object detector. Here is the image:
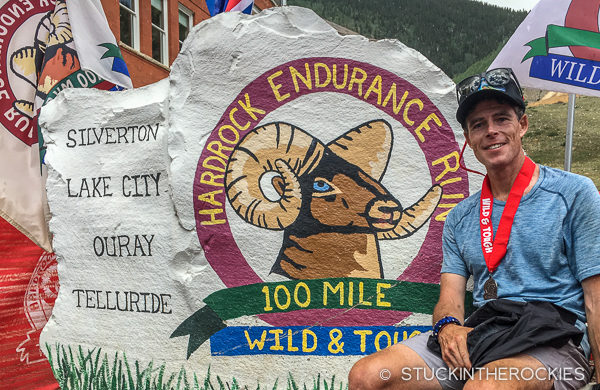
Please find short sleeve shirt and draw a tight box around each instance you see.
[442,165,600,323]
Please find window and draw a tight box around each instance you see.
[151,0,168,64]
[119,0,139,49]
[178,5,193,49]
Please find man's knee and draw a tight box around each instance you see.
[463,356,554,390]
[463,381,490,390]
[348,343,438,390]
[348,356,389,390]
[463,380,505,390]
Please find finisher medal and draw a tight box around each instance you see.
[483,276,498,300]
[479,157,536,300]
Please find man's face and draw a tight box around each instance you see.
[464,99,528,171]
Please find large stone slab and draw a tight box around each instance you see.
[40,6,483,387]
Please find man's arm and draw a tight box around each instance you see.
[582,275,600,382]
[433,273,473,370]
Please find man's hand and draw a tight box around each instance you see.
[437,323,473,370]
[433,273,470,368]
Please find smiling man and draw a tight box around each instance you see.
[348,68,600,390]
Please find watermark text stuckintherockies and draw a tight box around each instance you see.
[383,367,588,382]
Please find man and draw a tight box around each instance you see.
[348,68,600,390]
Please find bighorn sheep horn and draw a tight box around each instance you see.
[377,185,443,240]
[327,120,393,181]
[225,122,325,230]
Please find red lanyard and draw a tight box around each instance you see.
[479,157,536,273]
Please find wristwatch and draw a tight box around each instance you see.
[432,316,461,340]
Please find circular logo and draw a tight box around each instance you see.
[24,251,58,330]
[0,2,54,146]
[18,251,58,364]
[193,57,468,326]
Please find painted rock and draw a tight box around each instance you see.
[40,6,482,387]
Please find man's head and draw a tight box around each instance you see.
[455,68,525,130]
[456,69,529,171]
[462,99,528,171]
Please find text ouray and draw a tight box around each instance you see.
[93,234,154,257]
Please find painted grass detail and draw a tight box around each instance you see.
[45,344,348,390]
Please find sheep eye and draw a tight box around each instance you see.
[313,180,331,192]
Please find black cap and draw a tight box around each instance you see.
[456,70,525,126]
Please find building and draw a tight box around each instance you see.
[99,0,279,87]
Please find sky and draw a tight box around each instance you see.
[475,0,541,11]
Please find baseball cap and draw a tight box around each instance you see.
[455,68,525,126]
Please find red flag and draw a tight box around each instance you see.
[0,218,58,389]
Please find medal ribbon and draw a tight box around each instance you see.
[479,157,536,273]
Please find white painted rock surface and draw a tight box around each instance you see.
[40,6,483,387]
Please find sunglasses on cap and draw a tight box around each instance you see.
[456,68,523,106]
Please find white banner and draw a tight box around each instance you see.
[490,0,600,96]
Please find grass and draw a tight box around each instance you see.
[524,95,600,188]
[45,344,348,390]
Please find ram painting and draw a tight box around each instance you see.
[225,120,442,280]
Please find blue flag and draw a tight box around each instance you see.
[206,0,253,16]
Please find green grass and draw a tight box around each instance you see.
[525,95,600,188]
[45,343,348,390]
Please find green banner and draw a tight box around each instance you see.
[523,25,600,62]
[171,278,474,358]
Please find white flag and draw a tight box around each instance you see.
[490,0,600,96]
[0,0,133,252]
[66,0,133,90]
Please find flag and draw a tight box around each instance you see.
[0,0,131,387]
[1,0,132,253]
[0,219,58,389]
[490,0,600,96]
[225,0,254,13]
[65,0,133,91]
[206,0,254,17]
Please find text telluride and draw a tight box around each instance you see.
[72,289,172,314]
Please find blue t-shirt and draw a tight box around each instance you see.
[442,165,600,353]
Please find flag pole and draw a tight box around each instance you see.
[564,93,575,171]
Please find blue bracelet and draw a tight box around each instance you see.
[432,316,461,339]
